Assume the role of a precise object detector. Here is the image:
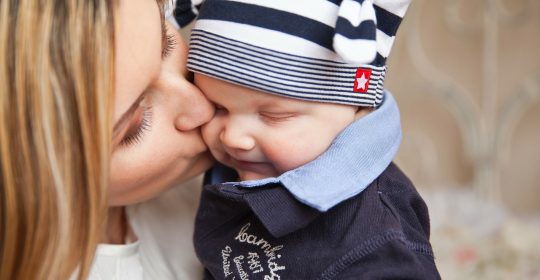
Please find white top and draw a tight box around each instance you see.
[87,176,204,280]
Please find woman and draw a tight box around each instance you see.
[1,0,213,279]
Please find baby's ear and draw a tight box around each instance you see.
[354,107,373,120]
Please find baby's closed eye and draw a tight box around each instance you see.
[259,111,298,124]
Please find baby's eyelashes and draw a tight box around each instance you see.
[209,101,299,124]
[259,111,297,124]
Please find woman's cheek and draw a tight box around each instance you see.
[110,149,157,190]
[110,121,172,191]
[109,158,144,202]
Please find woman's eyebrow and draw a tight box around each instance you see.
[159,6,168,59]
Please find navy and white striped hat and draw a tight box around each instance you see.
[176,0,411,107]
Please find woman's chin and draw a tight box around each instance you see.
[178,150,215,182]
[108,153,214,206]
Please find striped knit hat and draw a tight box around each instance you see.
[176,0,411,107]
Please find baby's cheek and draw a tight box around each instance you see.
[201,119,222,145]
[264,137,324,173]
[200,123,212,145]
[201,122,223,157]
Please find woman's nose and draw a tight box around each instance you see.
[219,119,255,151]
[174,86,215,131]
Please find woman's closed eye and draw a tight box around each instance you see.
[119,103,153,147]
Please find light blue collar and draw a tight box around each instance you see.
[209,91,402,212]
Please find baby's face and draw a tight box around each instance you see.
[195,74,357,181]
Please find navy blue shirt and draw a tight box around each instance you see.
[193,92,440,279]
[194,163,440,279]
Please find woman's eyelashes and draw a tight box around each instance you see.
[119,105,153,147]
[162,27,177,58]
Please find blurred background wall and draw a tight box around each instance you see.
[384,0,540,278]
[386,0,540,214]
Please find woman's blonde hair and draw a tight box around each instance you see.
[0,0,115,279]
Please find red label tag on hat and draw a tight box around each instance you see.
[353,68,372,93]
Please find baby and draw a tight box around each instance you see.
[176,0,440,279]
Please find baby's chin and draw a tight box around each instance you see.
[236,169,278,181]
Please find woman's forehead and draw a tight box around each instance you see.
[113,0,163,124]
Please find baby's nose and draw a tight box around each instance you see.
[219,122,256,151]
